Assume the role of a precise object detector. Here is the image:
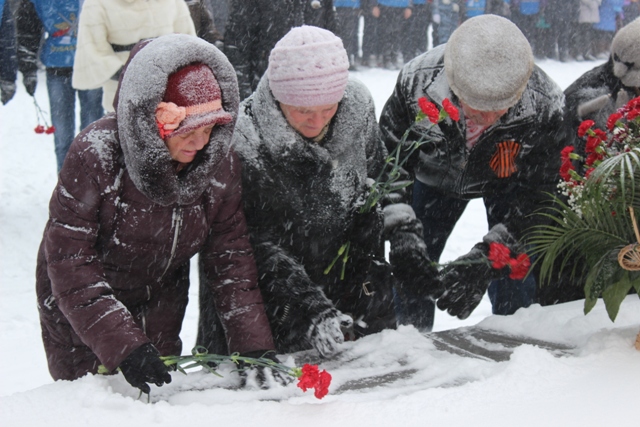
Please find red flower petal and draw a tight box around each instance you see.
[508,253,530,280]
[577,120,595,138]
[442,98,460,122]
[488,242,511,270]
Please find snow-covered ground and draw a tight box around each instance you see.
[1,58,639,426]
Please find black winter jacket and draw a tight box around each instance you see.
[379,44,568,240]
[223,0,336,100]
[198,76,397,354]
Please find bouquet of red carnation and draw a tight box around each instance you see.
[531,96,640,323]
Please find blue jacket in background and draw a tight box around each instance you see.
[594,0,624,32]
[466,0,486,17]
[519,0,540,15]
[376,0,411,7]
[334,0,361,7]
[21,0,80,69]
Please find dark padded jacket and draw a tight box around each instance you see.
[35,35,274,381]
[379,44,568,240]
[198,76,397,354]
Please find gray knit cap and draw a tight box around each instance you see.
[444,14,534,111]
[611,17,640,88]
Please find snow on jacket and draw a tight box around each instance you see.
[36,34,274,381]
[15,0,80,71]
[223,0,336,100]
[71,0,196,112]
[379,44,567,242]
[198,75,396,354]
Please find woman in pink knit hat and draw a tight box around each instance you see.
[198,26,438,358]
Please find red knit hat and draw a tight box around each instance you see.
[155,63,232,138]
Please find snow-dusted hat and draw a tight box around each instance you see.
[444,14,534,112]
[267,25,349,107]
[156,63,233,138]
[611,17,640,88]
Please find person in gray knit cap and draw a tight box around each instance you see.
[379,14,571,327]
[564,17,640,151]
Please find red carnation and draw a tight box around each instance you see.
[607,112,623,130]
[508,253,531,280]
[442,98,460,121]
[488,242,511,270]
[577,120,595,138]
[34,125,45,134]
[45,126,56,134]
[297,364,332,399]
[559,146,575,182]
[418,97,440,123]
[628,108,639,121]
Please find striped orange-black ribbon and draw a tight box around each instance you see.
[489,140,521,178]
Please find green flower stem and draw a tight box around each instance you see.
[97,347,299,378]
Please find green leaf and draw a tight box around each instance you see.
[602,272,635,321]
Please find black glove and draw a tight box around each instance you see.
[23,72,37,96]
[119,343,172,394]
[436,224,522,320]
[238,350,293,389]
[349,202,384,258]
[1,80,16,105]
[307,308,353,357]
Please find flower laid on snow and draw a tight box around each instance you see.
[98,347,332,400]
[530,96,640,322]
[294,363,332,399]
[155,101,187,138]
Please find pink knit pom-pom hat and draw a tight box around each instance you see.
[267,25,349,107]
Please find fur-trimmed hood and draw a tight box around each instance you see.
[115,34,239,206]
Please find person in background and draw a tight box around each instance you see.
[373,0,413,70]
[564,17,640,153]
[622,0,640,25]
[16,0,103,172]
[538,0,579,62]
[379,15,568,321]
[185,0,222,46]
[511,0,542,56]
[593,0,624,59]
[362,0,382,66]
[71,0,196,113]
[484,0,511,17]
[223,0,336,100]
[334,0,363,69]
[198,25,439,352]
[574,0,602,61]
[209,0,230,37]
[432,0,461,46]
[36,34,284,393]
[461,0,485,21]
[406,0,433,62]
[0,0,17,105]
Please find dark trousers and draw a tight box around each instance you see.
[406,4,431,62]
[336,7,361,63]
[378,5,410,66]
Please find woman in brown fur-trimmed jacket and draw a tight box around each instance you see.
[36,34,278,393]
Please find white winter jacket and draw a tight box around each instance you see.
[72,0,196,111]
[579,0,602,23]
